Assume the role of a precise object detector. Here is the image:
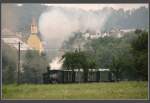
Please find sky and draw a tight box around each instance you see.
[17,3,148,11]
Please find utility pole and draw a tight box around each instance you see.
[17,42,21,85]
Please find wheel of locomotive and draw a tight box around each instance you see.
[51,80,58,84]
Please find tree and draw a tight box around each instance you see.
[131,30,148,80]
[110,51,124,82]
[61,51,75,82]
[2,42,17,84]
[61,49,97,82]
[62,30,147,81]
[85,34,137,81]
[22,50,49,83]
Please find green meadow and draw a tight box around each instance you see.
[2,81,148,100]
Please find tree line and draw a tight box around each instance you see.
[2,45,48,84]
[61,29,148,81]
[2,29,148,84]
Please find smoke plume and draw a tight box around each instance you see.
[38,6,111,69]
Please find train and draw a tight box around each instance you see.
[43,67,115,84]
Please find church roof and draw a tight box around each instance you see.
[27,34,41,42]
[2,36,33,51]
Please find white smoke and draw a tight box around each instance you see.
[49,57,63,70]
[38,6,111,70]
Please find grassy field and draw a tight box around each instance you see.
[2,81,148,100]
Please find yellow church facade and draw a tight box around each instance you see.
[27,18,44,54]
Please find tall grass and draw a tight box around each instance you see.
[2,81,148,100]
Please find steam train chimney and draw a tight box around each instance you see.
[47,66,50,72]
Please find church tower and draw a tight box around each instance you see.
[31,17,38,34]
[27,17,44,54]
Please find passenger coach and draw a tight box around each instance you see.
[43,67,115,84]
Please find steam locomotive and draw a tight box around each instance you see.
[43,67,115,84]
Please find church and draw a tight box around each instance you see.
[27,18,44,54]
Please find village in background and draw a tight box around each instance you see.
[1,4,149,99]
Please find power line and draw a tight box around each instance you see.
[3,42,22,85]
[2,42,23,44]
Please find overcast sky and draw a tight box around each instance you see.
[36,4,148,11]
[15,3,148,11]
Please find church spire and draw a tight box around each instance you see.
[31,17,38,34]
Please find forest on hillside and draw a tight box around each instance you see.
[2,4,148,34]
[62,29,148,81]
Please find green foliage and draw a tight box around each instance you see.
[103,7,148,31]
[84,32,141,81]
[62,29,148,81]
[22,50,49,84]
[62,50,86,69]
[131,30,148,80]
[61,49,97,82]
[2,42,17,84]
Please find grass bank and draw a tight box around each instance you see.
[2,81,148,100]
